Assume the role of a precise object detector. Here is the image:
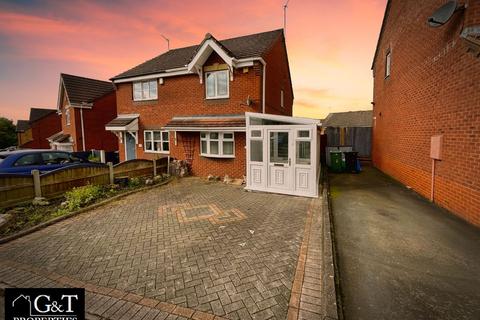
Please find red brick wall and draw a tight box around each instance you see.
[372,0,480,226]
[21,112,61,149]
[81,92,118,152]
[264,34,293,116]
[60,92,118,152]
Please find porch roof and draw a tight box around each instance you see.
[165,114,246,131]
[47,131,71,143]
[105,114,139,131]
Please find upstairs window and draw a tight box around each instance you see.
[144,130,169,153]
[65,107,71,126]
[200,132,234,157]
[205,70,229,99]
[133,80,158,101]
[385,51,391,78]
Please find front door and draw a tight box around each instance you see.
[125,132,136,161]
[267,130,293,192]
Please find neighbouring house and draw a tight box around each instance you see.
[322,110,373,163]
[48,73,118,152]
[107,29,320,197]
[372,0,480,225]
[16,108,61,149]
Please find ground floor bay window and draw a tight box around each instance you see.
[200,132,234,158]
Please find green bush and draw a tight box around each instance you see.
[128,177,141,188]
[88,154,100,162]
[64,185,103,211]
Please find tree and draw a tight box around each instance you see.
[0,117,17,149]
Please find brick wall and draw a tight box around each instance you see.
[20,113,61,149]
[264,35,293,116]
[61,92,118,152]
[115,36,291,178]
[372,0,480,226]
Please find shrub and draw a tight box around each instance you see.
[128,177,141,188]
[64,185,103,211]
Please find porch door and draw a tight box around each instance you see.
[267,130,293,192]
[125,132,136,160]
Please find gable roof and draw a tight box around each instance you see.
[16,120,30,132]
[29,108,57,123]
[112,29,283,80]
[371,0,392,69]
[61,73,114,105]
[322,110,373,128]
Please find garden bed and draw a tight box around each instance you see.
[0,175,172,238]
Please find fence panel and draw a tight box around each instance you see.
[113,159,154,178]
[0,174,35,207]
[40,164,110,198]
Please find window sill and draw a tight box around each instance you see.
[133,98,158,102]
[205,96,230,100]
[144,150,170,154]
[201,154,235,159]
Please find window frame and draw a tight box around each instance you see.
[143,130,170,154]
[200,131,235,158]
[385,50,391,78]
[295,129,312,166]
[205,70,230,100]
[133,80,158,101]
[65,107,71,126]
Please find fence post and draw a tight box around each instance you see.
[32,169,42,199]
[108,162,114,184]
[100,150,106,163]
[153,159,157,177]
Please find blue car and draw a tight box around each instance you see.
[0,150,98,174]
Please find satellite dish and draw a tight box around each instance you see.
[428,1,458,27]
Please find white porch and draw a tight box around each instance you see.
[245,112,321,198]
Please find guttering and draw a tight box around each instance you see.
[113,68,192,83]
[165,127,246,132]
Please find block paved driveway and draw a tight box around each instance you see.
[0,178,320,320]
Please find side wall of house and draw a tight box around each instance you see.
[264,35,294,116]
[372,0,480,226]
[29,113,62,149]
[82,92,118,152]
[60,94,81,151]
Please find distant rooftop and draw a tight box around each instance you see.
[322,110,373,128]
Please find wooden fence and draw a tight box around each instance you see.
[0,158,169,208]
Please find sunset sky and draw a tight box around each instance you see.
[0,0,386,122]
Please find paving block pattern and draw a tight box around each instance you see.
[0,178,314,319]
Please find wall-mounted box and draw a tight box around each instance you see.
[430,135,443,160]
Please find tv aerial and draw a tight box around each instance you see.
[428,1,464,28]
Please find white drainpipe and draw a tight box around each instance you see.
[260,59,266,113]
[80,108,86,151]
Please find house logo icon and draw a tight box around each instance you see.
[5,288,85,320]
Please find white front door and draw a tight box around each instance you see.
[267,130,294,192]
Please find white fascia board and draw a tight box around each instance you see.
[245,112,321,125]
[69,103,93,109]
[187,39,234,72]
[165,127,245,132]
[113,69,194,83]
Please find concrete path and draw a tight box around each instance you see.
[0,178,335,320]
[329,167,480,320]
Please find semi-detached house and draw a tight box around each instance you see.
[107,29,321,197]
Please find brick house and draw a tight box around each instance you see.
[372,0,480,225]
[16,108,61,149]
[107,29,296,180]
[48,73,118,152]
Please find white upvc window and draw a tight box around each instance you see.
[205,70,229,99]
[144,130,169,153]
[200,132,234,158]
[385,51,391,78]
[280,90,284,108]
[133,80,158,101]
[65,107,71,126]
